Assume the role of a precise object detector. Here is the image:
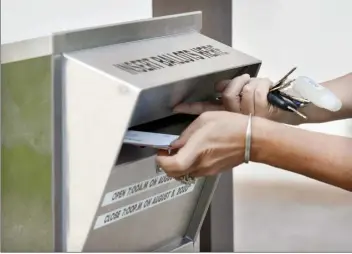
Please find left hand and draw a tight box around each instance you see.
[155,111,249,178]
[173,74,296,124]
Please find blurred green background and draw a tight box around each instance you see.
[1,56,53,251]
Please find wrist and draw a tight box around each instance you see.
[250,116,278,163]
[280,111,305,126]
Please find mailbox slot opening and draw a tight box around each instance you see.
[116,114,197,166]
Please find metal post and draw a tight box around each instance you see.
[152,0,234,252]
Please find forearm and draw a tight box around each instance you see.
[252,117,352,191]
[292,72,352,125]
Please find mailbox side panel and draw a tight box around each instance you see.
[61,57,140,251]
[1,57,54,251]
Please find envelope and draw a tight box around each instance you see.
[123,130,179,149]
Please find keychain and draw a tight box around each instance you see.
[216,67,342,119]
[267,67,342,118]
[290,75,342,112]
[267,67,310,119]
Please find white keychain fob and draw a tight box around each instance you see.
[291,76,342,112]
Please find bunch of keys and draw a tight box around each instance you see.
[267,67,310,119]
[215,67,310,119]
[178,174,196,185]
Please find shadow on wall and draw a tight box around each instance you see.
[234,169,352,252]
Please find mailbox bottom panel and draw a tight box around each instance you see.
[79,115,210,252]
[173,238,199,253]
[83,176,205,252]
[154,237,198,252]
[171,240,197,253]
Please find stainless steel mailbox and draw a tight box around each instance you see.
[53,12,261,252]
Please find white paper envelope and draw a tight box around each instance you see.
[123,130,179,149]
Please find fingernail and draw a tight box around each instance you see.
[170,139,179,146]
[170,139,182,148]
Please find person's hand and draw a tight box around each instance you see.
[155,111,250,178]
[174,74,298,124]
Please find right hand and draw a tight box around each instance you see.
[174,74,299,124]
[156,111,250,178]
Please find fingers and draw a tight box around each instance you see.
[173,102,224,115]
[252,78,272,117]
[172,79,231,115]
[156,130,203,177]
[170,115,203,148]
[157,150,171,157]
[240,81,256,114]
[172,111,221,149]
[156,150,186,178]
[215,79,231,92]
[173,74,251,115]
[221,74,251,112]
[240,78,273,116]
[173,75,273,118]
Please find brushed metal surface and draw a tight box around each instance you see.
[54,12,261,252]
[84,156,205,252]
[1,36,52,64]
[65,31,260,127]
[53,11,201,55]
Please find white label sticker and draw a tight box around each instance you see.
[101,174,175,207]
[94,183,196,230]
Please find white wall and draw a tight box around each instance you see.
[1,0,152,44]
[232,0,352,252]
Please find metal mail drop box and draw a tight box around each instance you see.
[53,12,261,252]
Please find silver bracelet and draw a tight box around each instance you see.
[244,114,252,163]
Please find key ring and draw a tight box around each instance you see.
[178,174,196,185]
